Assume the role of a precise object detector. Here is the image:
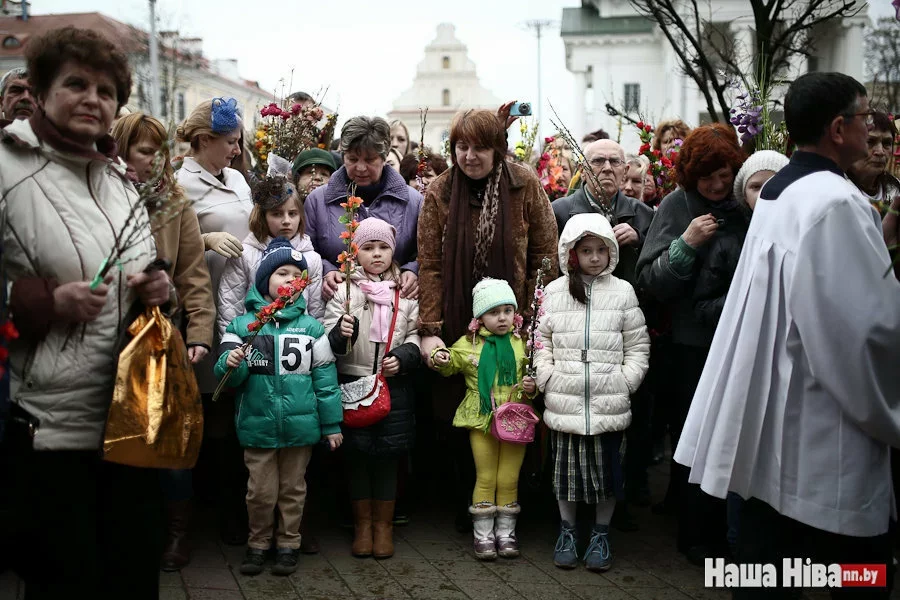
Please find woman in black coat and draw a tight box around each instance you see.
[635,123,748,564]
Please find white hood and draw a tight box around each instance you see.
[558,213,619,278]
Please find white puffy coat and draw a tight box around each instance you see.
[534,213,650,435]
[217,233,324,338]
[0,119,156,450]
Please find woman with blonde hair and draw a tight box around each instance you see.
[390,119,412,156]
[111,112,215,571]
[652,119,691,154]
[175,97,254,544]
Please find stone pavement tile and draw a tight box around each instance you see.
[565,584,637,600]
[408,540,471,561]
[158,588,188,600]
[432,559,503,581]
[600,565,670,589]
[292,554,338,576]
[185,589,245,600]
[453,577,525,599]
[618,587,694,600]
[340,574,412,598]
[508,581,582,600]
[242,591,297,600]
[180,566,240,590]
[677,587,731,599]
[398,524,458,544]
[381,558,447,579]
[394,576,470,600]
[235,570,296,594]
[532,562,619,587]
[390,538,425,559]
[187,547,229,568]
[484,559,558,584]
[290,569,354,597]
[159,571,184,588]
[646,563,709,589]
[325,555,389,577]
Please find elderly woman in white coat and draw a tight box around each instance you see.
[174,97,253,544]
[534,213,650,573]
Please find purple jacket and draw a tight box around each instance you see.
[305,165,423,274]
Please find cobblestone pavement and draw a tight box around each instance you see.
[2,463,898,599]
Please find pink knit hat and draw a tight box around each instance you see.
[354,218,396,252]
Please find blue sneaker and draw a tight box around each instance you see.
[553,520,578,569]
[584,525,612,572]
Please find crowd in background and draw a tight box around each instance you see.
[0,24,899,600]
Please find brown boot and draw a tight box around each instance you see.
[161,500,191,571]
[372,500,395,559]
[351,499,373,557]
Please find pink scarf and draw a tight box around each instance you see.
[357,279,397,343]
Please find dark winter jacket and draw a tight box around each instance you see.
[553,186,655,288]
[215,286,343,449]
[693,223,748,328]
[636,188,750,348]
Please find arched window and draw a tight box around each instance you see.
[442,56,450,69]
[2,36,21,49]
[442,89,450,106]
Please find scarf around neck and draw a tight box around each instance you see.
[352,270,397,344]
[29,107,120,163]
[441,162,515,343]
[477,330,518,415]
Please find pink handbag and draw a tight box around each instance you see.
[490,390,540,444]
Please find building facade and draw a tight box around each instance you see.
[0,11,272,134]
[562,0,868,149]
[388,23,502,153]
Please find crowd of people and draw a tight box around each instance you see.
[0,25,899,600]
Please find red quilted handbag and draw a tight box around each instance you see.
[340,289,399,428]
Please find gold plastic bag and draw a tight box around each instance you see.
[104,306,203,469]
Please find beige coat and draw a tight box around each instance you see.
[323,278,420,377]
[0,118,156,450]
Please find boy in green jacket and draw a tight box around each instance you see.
[215,238,342,577]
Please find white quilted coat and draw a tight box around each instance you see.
[216,232,324,338]
[534,213,650,435]
[0,119,156,450]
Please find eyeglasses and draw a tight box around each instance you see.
[846,110,876,128]
[588,156,623,168]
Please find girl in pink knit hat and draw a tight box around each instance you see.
[322,218,422,559]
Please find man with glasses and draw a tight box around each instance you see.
[847,111,898,216]
[552,139,654,288]
[675,72,900,597]
[0,67,35,121]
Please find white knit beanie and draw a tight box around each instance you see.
[472,278,517,318]
[733,150,790,205]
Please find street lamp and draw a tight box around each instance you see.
[521,19,558,145]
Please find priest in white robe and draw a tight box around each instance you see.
[674,72,900,597]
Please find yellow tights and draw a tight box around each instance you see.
[469,429,527,506]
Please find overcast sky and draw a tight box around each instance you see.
[24,0,891,141]
[25,0,578,142]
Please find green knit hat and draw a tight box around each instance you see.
[292,148,337,177]
[472,278,517,318]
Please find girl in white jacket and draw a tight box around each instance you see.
[217,176,325,339]
[534,213,650,573]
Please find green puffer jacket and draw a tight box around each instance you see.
[215,284,342,449]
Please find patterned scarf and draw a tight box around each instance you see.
[476,331,518,415]
[441,162,515,343]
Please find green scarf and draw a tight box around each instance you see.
[477,332,518,415]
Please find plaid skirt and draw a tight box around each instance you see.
[550,429,626,504]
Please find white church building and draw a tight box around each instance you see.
[389,23,502,153]
[562,0,868,149]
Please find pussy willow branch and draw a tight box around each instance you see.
[548,102,616,223]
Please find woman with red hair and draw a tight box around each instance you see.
[635,123,747,565]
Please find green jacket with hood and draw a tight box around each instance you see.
[215,285,342,449]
